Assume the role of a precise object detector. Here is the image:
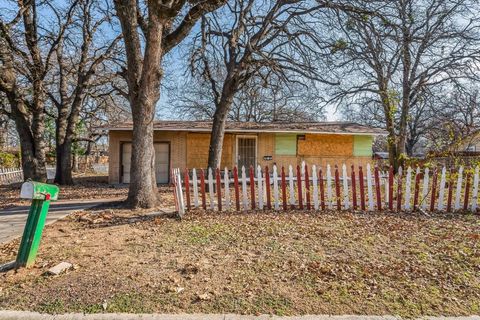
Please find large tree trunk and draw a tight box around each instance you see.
[207,84,235,169]
[127,97,158,207]
[55,140,73,185]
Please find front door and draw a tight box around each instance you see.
[237,136,257,169]
[121,142,170,184]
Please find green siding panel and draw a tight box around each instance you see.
[353,135,373,156]
[275,134,297,155]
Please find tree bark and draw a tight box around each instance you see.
[208,79,236,170]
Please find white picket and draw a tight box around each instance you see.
[176,171,185,217]
[342,164,349,209]
[312,165,319,210]
[257,165,263,209]
[241,166,248,210]
[421,167,430,210]
[471,166,479,211]
[208,168,215,210]
[405,166,412,211]
[288,165,295,206]
[192,168,199,208]
[224,167,230,210]
[366,164,374,211]
[326,164,333,209]
[273,165,279,210]
[437,167,446,211]
[301,161,306,203]
[454,166,464,210]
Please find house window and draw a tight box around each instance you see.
[275,134,297,155]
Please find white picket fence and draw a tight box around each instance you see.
[171,163,480,216]
[0,167,24,185]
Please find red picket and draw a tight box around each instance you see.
[233,166,240,211]
[351,165,357,210]
[265,166,271,209]
[319,168,326,210]
[413,169,421,210]
[335,165,341,210]
[216,168,222,212]
[396,169,403,212]
[358,166,366,211]
[281,166,287,211]
[297,165,303,210]
[184,168,191,211]
[447,168,454,212]
[250,166,256,210]
[305,165,311,210]
[388,165,394,211]
[464,172,471,211]
[430,168,438,212]
[200,169,206,210]
[374,165,382,210]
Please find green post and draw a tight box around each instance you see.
[16,181,60,268]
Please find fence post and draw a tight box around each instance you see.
[241,166,248,211]
[224,167,230,210]
[374,165,382,211]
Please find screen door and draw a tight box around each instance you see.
[237,137,257,169]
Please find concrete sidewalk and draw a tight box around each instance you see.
[0,311,478,320]
[0,199,121,244]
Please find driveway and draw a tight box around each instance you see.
[0,199,119,244]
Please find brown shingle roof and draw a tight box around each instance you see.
[103,120,385,135]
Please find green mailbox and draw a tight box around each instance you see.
[16,181,60,268]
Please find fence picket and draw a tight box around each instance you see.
[413,167,421,210]
[312,165,319,210]
[281,166,288,211]
[200,169,207,210]
[305,164,311,210]
[216,168,222,212]
[374,165,382,210]
[257,165,264,210]
[366,164,374,211]
[208,168,214,210]
[388,166,394,210]
[265,166,271,210]
[175,170,185,217]
[396,167,403,211]
[334,165,341,210]
[430,168,438,212]
[319,168,326,210]
[184,168,191,211]
[358,166,365,211]
[454,166,464,211]
[326,164,333,209]
[250,166,256,210]
[405,167,412,211]
[242,166,248,211]
[192,169,199,208]
[342,164,349,209]
[437,167,446,211]
[447,168,454,212]
[464,172,471,211]
[297,165,303,210]
[471,167,479,211]
[289,165,295,209]
[234,167,240,211]
[351,165,357,210]
[273,165,279,210]
[224,167,230,210]
[420,168,429,210]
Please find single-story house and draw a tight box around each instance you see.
[104,121,385,184]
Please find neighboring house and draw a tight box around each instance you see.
[105,121,385,184]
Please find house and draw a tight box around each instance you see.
[105,121,385,184]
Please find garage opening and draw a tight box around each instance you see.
[121,142,170,184]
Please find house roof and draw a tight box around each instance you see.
[102,120,385,136]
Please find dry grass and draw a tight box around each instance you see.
[0,209,479,317]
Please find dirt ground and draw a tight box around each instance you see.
[0,208,479,317]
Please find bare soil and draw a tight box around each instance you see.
[0,209,479,317]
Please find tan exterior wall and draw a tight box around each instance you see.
[186,133,234,169]
[108,130,187,184]
[108,130,373,183]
